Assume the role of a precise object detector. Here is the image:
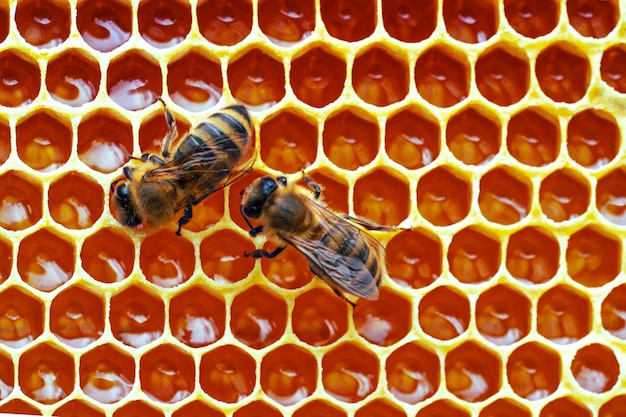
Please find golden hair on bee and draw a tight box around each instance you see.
[111,99,255,235]
[240,174,394,306]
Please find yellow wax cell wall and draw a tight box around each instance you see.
[0,0,626,416]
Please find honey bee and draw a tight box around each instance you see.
[240,174,394,305]
[111,99,255,235]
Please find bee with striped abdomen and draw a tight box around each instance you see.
[111,99,255,235]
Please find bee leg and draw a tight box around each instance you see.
[175,205,193,236]
[341,214,397,231]
[302,174,322,200]
[157,97,178,159]
[332,287,356,308]
[245,246,286,259]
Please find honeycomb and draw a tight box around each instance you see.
[0,0,626,416]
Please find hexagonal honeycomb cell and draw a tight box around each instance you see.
[16,110,72,172]
[15,0,70,48]
[50,285,104,348]
[0,49,40,107]
[0,171,43,230]
[321,342,379,403]
[76,0,132,52]
[80,343,134,404]
[46,48,100,107]
[78,108,132,174]
[290,45,347,108]
[138,0,191,48]
[415,46,470,107]
[419,286,470,340]
[260,344,317,405]
[0,287,44,348]
[167,47,222,112]
[49,172,104,229]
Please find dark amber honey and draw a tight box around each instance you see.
[230,286,287,349]
[381,0,436,43]
[414,46,469,108]
[292,400,346,417]
[386,229,442,289]
[386,342,439,404]
[50,286,104,348]
[0,237,11,282]
[419,286,469,340]
[355,399,406,417]
[447,106,500,166]
[78,109,132,174]
[539,169,590,222]
[290,46,346,108]
[113,401,163,417]
[107,51,162,111]
[323,109,379,170]
[353,288,411,346]
[506,226,559,284]
[199,345,255,403]
[0,117,9,165]
[352,46,409,107]
[601,45,626,93]
[76,0,132,52]
[140,344,194,403]
[448,227,500,283]
[15,0,70,48]
[49,173,104,229]
[227,48,285,109]
[260,344,317,405]
[79,344,134,404]
[475,45,529,106]
[353,168,410,226]
[46,49,100,107]
[442,0,497,43]
[0,399,41,415]
[0,171,43,230]
[597,168,626,225]
[539,397,591,417]
[110,285,165,348]
[567,0,618,38]
[535,43,590,103]
[476,285,530,345]
[504,0,558,38]
[385,107,440,170]
[320,0,376,42]
[0,50,40,107]
[321,342,379,402]
[172,401,225,417]
[140,230,195,287]
[479,167,531,225]
[416,400,470,417]
[601,284,626,339]
[19,343,74,404]
[258,0,315,45]
[417,167,470,226]
[537,285,591,343]
[0,287,44,348]
[507,107,559,167]
[197,0,252,46]
[233,401,282,417]
[445,342,501,402]
[167,49,223,112]
[200,229,255,283]
[507,342,561,400]
[567,109,619,168]
[571,343,618,393]
[16,110,72,172]
[170,286,226,347]
[292,288,348,346]
[81,228,134,283]
[54,400,105,417]
[566,226,620,287]
[138,0,191,48]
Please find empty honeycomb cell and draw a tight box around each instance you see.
[352,46,409,106]
[446,342,501,402]
[475,44,530,106]
[321,342,379,403]
[535,42,590,103]
[227,48,285,109]
[172,401,225,417]
[298,168,350,214]
[353,288,412,346]
[382,0,436,42]
[600,396,626,417]
[566,226,620,287]
[79,344,134,404]
[0,117,9,164]
[601,284,626,339]
[506,226,559,284]
[385,342,439,404]
[571,343,619,393]
[200,229,255,284]
[15,0,70,48]
[567,109,619,169]
[138,0,191,48]
[46,48,100,107]
[0,237,10,282]
[0,3,7,43]
[0,286,44,348]
[113,401,163,417]
[539,397,591,417]
[506,107,560,167]
[292,288,348,346]
[448,227,501,284]
[504,0,559,38]
[290,45,347,108]
[601,45,626,93]
[260,110,317,173]
[415,46,470,107]
[110,285,165,348]
[418,286,470,340]
[17,228,74,292]
[231,285,287,349]
[385,106,440,170]
[199,344,255,403]
[386,229,442,289]
[355,399,407,417]
[323,108,379,170]
[140,344,194,403]
[54,400,105,417]
[353,168,410,226]
[260,244,313,289]
[140,230,195,287]
[0,400,41,415]
[16,110,72,172]
[260,344,317,405]
[50,285,104,348]
[539,168,590,222]
[417,400,470,417]
[169,285,226,347]
[447,105,501,166]
[259,0,315,45]
[107,50,162,111]
[19,342,74,404]
[442,0,498,43]
[476,285,531,345]
[567,0,618,38]
[49,172,104,229]
[537,284,591,344]
[292,400,347,417]
[507,342,561,400]
[0,171,42,230]
[417,167,471,226]
[479,399,531,417]
[597,168,626,225]
[197,0,252,46]
[81,227,134,283]
[479,167,531,225]
[233,401,281,417]
[76,0,132,52]
[320,0,376,42]
[0,49,40,107]
[167,48,222,112]
[78,109,132,174]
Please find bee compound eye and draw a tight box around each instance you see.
[116,183,130,199]
[243,203,261,219]
[261,177,278,195]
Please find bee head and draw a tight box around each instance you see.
[111,179,142,227]
[241,176,278,219]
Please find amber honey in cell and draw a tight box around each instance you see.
[78,110,132,174]
[0,238,11,282]
[356,399,406,417]
[537,285,591,343]
[227,49,285,109]
[292,288,348,346]
[54,400,106,417]
[200,230,255,284]
[0,288,44,348]
[442,0,497,43]
[15,0,70,48]
[417,167,471,226]
[419,286,469,340]
[567,109,619,169]
[19,344,74,404]
[292,400,347,417]
[447,106,500,166]
[382,0,436,43]
[80,344,134,404]
[113,401,164,417]
[506,227,559,284]
[476,285,530,345]
[504,0,558,38]
[323,109,379,170]
[81,228,134,283]
[566,227,620,287]
[571,343,618,393]
[50,286,104,348]
[353,168,410,226]
[230,286,287,349]
[0,172,43,230]
[0,118,10,164]
[170,287,226,347]
[261,244,313,289]
[167,49,222,112]
[234,401,282,417]
[49,173,104,229]
[259,0,315,45]
[601,284,626,339]
[260,111,317,174]
[76,0,132,52]
[140,230,195,287]
[0,353,13,401]
[321,342,379,402]
[0,399,41,415]
[0,50,41,107]
[320,0,376,42]
[597,168,626,225]
[475,45,530,106]
[414,46,469,107]
[478,167,531,225]
[507,107,559,167]
[601,45,626,93]
[480,399,531,417]
[172,401,225,417]
[385,108,440,170]
[536,42,590,103]
[199,345,255,403]
[140,345,194,403]
[107,51,162,110]
[0,3,8,43]
[290,46,346,108]
[353,288,411,346]
[16,111,72,172]
[197,0,253,46]
[110,286,165,348]
[46,49,100,107]
[448,227,500,283]
[567,0,618,38]
[260,344,317,405]
[445,342,501,402]
[386,342,439,404]
[138,0,191,48]
[352,46,409,107]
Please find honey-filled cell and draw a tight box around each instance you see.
[479,399,531,417]
[0,49,40,107]
[15,0,70,48]
[81,227,134,283]
[110,285,164,348]
[76,0,132,52]
[567,109,619,169]
[199,344,256,403]
[442,0,498,43]
[260,244,313,290]
[416,400,470,417]
[259,0,315,45]
[476,44,530,106]
[539,168,590,222]
[506,342,561,400]
[183,189,225,232]
[385,106,440,170]
[600,396,626,417]
[321,342,379,403]
[167,48,222,112]
[566,226,620,287]
[536,42,591,103]
[415,46,470,107]
[50,285,104,348]
[323,108,379,171]
[292,400,347,417]
[227,48,285,110]
[507,226,559,285]
[260,110,317,173]
[197,0,252,46]
[571,343,619,393]
[446,342,501,402]
[233,401,282,417]
[447,106,501,166]
[80,344,135,404]
[231,286,287,349]
[54,400,105,417]
[297,168,350,214]
[17,228,74,292]
[200,229,255,284]
[260,344,317,406]
[138,0,191,48]
[507,107,560,167]
[567,0,618,38]
[0,236,11,282]
[292,288,348,346]
[49,172,104,230]
[16,110,72,172]
[504,0,559,38]
[0,171,43,231]
[113,401,163,417]
[479,167,531,225]
[19,342,74,405]
[601,284,626,339]
[172,401,225,417]
[0,3,8,43]
[354,288,412,347]
[417,167,471,226]
[107,50,162,111]
[601,45,626,93]
[386,342,439,404]
[320,0,376,42]
[46,48,100,107]
[140,344,194,403]
[353,168,410,226]
[140,230,195,288]
[476,285,531,345]
[539,397,592,417]
[382,0,436,43]
[352,46,409,107]
[0,286,44,348]
[0,400,41,416]
[386,229,442,289]
[448,227,500,284]
[78,109,132,174]
[419,286,470,340]
[290,45,347,108]
[170,285,226,347]
[537,284,591,344]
